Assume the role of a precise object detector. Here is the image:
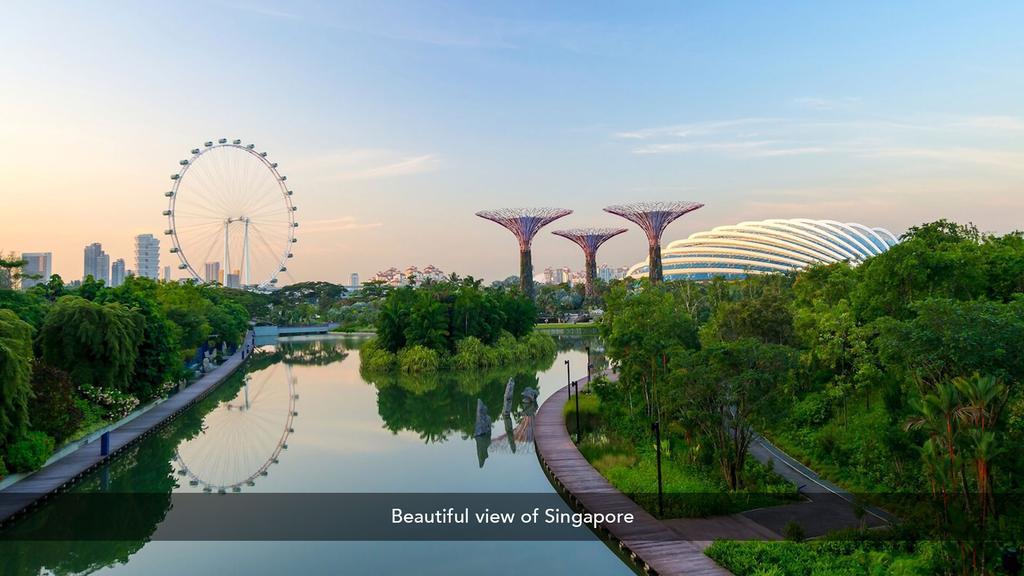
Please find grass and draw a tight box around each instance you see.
[568,394,796,518]
[705,539,939,576]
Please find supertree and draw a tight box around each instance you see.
[604,201,704,283]
[476,207,572,299]
[551,228,628,299]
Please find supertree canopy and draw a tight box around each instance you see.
[551,227,627,299]
[604,201,704,282]
[476,207,572,299]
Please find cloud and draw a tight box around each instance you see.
[301,216,383,234]
[952,116,1024,131]
[793,96,861,111]
[614,118,778,140]
[864,146,1024,170]
[295,149,440,181]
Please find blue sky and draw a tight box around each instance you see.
[2,1,1023,283]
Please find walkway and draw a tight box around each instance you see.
[534,373,732,576]
[0,332,256,528]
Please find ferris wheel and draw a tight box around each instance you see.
[174,364,298,493]
[163,139,297,290]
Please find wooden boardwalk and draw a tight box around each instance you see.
[534,375,732,576]
[0,332,255,528]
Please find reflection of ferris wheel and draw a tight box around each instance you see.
[164,139,298,290]
[173,364,298,493]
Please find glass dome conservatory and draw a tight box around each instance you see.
[627,218,899,281]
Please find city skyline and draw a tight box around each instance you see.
[3,2,1024,285]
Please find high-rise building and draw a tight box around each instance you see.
[20,252,52,289]
[350,272,359,288]
[226,269,241,289]
[83,242,110,284]
[162,265,171,282]
[205,262,221,284]
[135,234,160,279]
[111,259,126,287]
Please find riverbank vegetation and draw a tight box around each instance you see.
[359,276,556,373]
[0,275,249,477]
[594,220,1024,574]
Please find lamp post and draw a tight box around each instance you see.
[585,346,591,382]
[652,420,664,518]
[573,380,581,444]
[565,359,571,400]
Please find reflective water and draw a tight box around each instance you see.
[2,335,633,575]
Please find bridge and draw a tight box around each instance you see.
[253,323,339,344]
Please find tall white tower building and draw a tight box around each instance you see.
[135,234,160,279]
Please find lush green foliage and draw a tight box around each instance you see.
[5,430,55,473]
[0,275,251,472]
[38,297,144,392]
[595,220,1024,572]
[0,309,33,450]
[706,539,939,576]
[361,330,556,374]
[27,364,83,444]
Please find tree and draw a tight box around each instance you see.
[0,309,33,450]
[602,283,700,419]
[669,339,796,490]
[0,251,26,290]
[98,277,180,400]
[38,297,144,392]
[701,286,795,346]
[27,364,83,444]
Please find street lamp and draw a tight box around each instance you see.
[572,380,581,444]
[651,420,664,518]
[565,359,571,400]
[585,346,591,382]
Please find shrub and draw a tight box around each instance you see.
[359,338,397,372]
[783,520,805,542]
[6,430,55,472]
[397,345,442,373]
[28,364,84,444]
[78,384,139,421]
[0,456,7,479]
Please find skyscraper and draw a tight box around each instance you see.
[135,234,160,279]
[83,242,110,284]
[350,272,359,288]
[162,265,171,282]
[111,258,126,287]
[20,252,52,289]
[205,262,221,284]
[226,269,241,289]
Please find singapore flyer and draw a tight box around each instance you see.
[164,139,298,290]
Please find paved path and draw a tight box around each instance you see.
[534,373,732,576]
[0,332,255,528]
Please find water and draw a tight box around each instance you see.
[2,334,633,576]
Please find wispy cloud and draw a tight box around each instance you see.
[301,216,383,234]
[295,149,440,181]
[615,112,1024,166]
[793,96,861,111]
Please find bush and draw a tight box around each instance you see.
[0,456,7,479]
[28,364,84,444]
[6,431,55,473]
[397,345,442,373]
[783,520,805,542]
[359,338,397,372]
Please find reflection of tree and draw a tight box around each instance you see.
[0,356,263,575]
[277,338,349,366]
[369,366,541,443]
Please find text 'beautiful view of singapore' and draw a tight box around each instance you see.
[2,2,1024,576]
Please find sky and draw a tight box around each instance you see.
[2,1,1023,285]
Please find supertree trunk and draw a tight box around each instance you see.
[584,253,597,299]
[648,243,663,283]
[520,248,534,299]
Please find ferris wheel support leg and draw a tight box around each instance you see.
[223,220,231,284]
[243,218,251,288]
